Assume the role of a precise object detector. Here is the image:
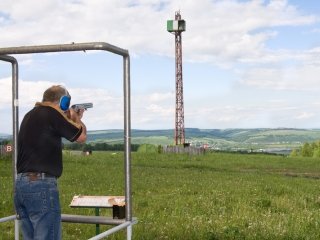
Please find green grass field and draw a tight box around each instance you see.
[1,152,320,239]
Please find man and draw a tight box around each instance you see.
[14,85,87,239]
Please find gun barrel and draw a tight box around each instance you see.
[71,103,93,110]
[81,103,93,109]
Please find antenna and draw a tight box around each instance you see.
[167,11,186,145]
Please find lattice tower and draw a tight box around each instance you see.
[167,11,186,145]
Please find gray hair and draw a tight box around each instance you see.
[42,85,70,103]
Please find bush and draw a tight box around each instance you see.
[137,144,158,153]
[290,141,320,158]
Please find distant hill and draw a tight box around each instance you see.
[86,129,174,145]
[3,128,320,152]
[0,133,11,139]
[86,128,320,151]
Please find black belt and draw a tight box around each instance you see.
[18,172,56,181]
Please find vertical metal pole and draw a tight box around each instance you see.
[11,57,19,240]
[127,225,132,240]
[95,208,100,235]
[13,59,19,240]
[15,219,19,240]
[123,55,132,223]
[0,55,19,239]
[0,55,20,239]
[12,58,19,188]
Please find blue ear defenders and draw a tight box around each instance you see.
[59,95,71,111]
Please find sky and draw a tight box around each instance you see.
[0,0,320,133]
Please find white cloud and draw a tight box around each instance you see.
[0,77,175,131]
[0,77,125,131]
[70,87,124,130]
[181,0,317,64]
[182,98,320,129]
[148,92,174,102]
[184,104,270,128]
[0,0,317,64]
[0,77,12,108]
[131,91,175,128]
[294,112,314,120]
[311,28,320,33]
[240,61,320,91]
[0,1,318,87]
[1,0,320,131]
[0,77,61,109]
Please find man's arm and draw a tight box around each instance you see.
[76,120,87,143]
[69,108,87,143]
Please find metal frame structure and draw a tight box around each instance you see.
[0,42,136,239]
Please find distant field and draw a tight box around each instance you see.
[1,152,320,239]
[4,128,320,151]
[84,128,320,151]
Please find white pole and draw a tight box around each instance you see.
[15,219,19,240]
[127,225,132,240]
[88,221,132,240]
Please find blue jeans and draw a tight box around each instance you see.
[14,173,62,240]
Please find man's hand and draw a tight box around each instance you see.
[67,108,87,143]
[68,108,84,123]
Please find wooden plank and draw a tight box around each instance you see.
[70,195,125,208]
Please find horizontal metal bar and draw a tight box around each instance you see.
[61,214,126,225]
[0,215,16,223]
[0,42,129,57]
[0,214,137,226]
[88,221,132,240]
[0,55,18,63]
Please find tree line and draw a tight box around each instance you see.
[63,142,140,152]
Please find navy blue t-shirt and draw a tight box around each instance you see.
[17,103,82,177]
